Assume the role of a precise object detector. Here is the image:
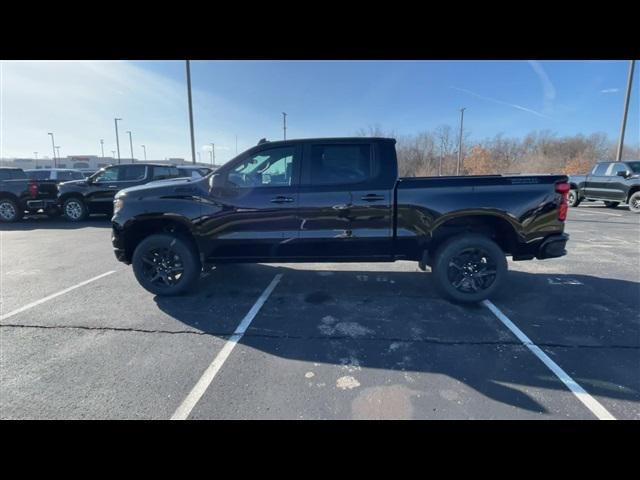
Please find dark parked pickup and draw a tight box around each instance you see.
[0,167,59,222]
[112,137,570,303]
[568,160,640,213]
[57,163,183,221]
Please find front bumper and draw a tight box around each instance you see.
[111,221,130,264]
[536,233,569,259]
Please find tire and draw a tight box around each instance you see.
[604,201,619,209]
[0,198,21,223]
[629,191,640,214]
[132,233,201,296]
[63,197,88,222]
[431,234,507,304]
[567,189,581,207]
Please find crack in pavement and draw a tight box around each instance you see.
[1,322,639,350]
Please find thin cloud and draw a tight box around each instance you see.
[449,86,551,119]
[527,60,556,114]
[600,88,619,94]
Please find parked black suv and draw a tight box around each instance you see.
[57,163,182,221]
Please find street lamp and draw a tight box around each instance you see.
[55,146,61,165]
[127,131,134,163]
[210,143,215,166]
[100,139,105,158]
[141,144,147,161]
[114,118,122,164]
[282,112,287,140]
[48,132,56,167]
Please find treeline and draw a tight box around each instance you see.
[356,126,640,177]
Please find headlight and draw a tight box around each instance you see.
[113,198,124,214]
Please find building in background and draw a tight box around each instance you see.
[0,156,212,170]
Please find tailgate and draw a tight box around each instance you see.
[34,181,59,199]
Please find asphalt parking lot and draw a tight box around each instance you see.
[1,202,639,420]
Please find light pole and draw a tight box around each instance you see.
[615,60,636,162]
[55,146,61,165]
[127,131,134,163]
[456,108,466,176]
[282,112,287,140]
[186,60,196,165]
[34,152,38,169]
[48,132,56,167]
[141,144,147,161]
[114,118,122,164]
[210,143,215,166]
[100,139,105,159]
[111,150,116,159]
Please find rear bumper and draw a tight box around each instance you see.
[536,233,569,259]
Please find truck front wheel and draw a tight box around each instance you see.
[628,191,640,214]
[132,233,202,296]
[568,189,581,207]
[431,234,507,303]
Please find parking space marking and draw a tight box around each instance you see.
[0,270,117,322]
[482,299,616,420]
[170,273,283,420]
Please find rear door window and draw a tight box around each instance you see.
[120,165,147,181]
[309,144,375,186]
[592,163,609,175]
[152,166,179,180]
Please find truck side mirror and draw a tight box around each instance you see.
[617,170,630,178]
[209,173,226,189]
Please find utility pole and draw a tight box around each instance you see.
[48,132,56,167]
[186,60,196,165]
[282,112,287,140]
[210,143,215,166]
[141,144,147,161]
[615,60,636,162]
[456,108,466,176]
[100,139,105,159]
[114,118,122,164]
[127,131,134,163]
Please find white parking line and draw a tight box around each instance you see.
[171,273,283,420]
[482,299,616,420]
[0,270,117,321]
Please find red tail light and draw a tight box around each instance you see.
[28,181,39,198]
[555,181,569,221]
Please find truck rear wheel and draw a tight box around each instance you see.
[431,234,507,303]
[0,198,21,223]
[629,191,640,214]
[568,189,581,207]
[132,233,201,296]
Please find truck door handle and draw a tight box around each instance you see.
[360,194,385,202]
[270,196,294,204]
[108,185,118,188]
[332,204,352,210]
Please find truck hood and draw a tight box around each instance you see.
[116,177,204,198]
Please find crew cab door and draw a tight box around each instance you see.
[296,141,394,259]
[606,162,630,202]
[200,145,301,259]
[583,163,611,199]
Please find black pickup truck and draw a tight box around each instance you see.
[568,160,640,213]
[0,167,59,222]
[58,163,184,221]
[112,137,570,303]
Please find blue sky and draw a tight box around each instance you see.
[1,60,638,164]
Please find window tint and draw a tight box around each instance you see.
[0,169,27,180]
[609,163,628,176]
[120,165,146,181]
[627,162,640,173]
[152,166,179,180]
[26,170,49,180]
[310,144,374,185]
[58,171,79,181]
[227,147,295,188]
[592,163,609,175]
